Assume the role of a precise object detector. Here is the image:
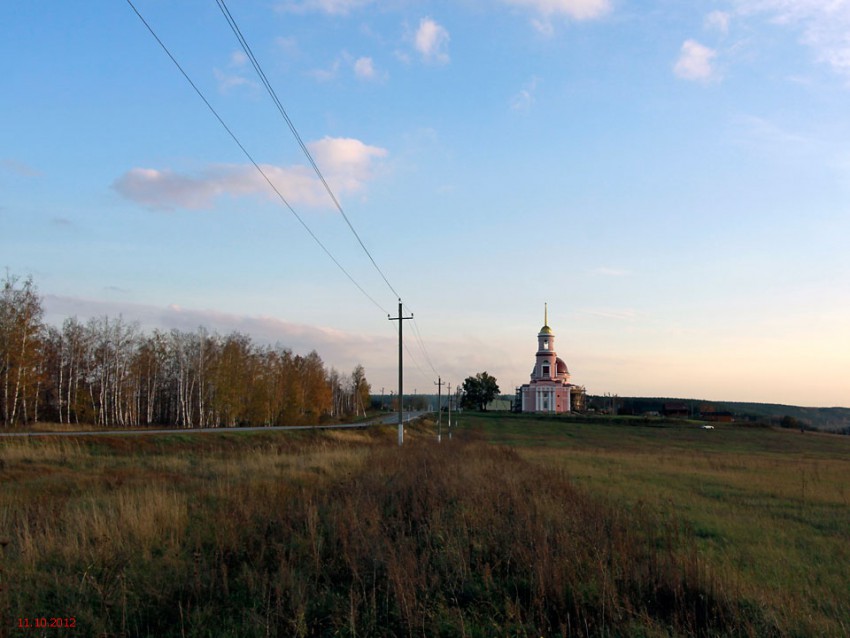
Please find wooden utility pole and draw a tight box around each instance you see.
[447,382,452,440]
[388,300,413,446]
[434,376,444,442]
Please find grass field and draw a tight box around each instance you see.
[463,412,850,636]
[1,415,848,636]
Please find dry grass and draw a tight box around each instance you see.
[3,418,842,636]
[0,423,772,637]
[472,414,850,636]
[15,486,188,568]
[1,421,109,434]
[0,436,86,465]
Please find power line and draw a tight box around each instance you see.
[403,303,439,376]
[214,0,400,301]
[129,0,445,395]
[215,0,448,387]
[126,0,389,316]
[403,337,430,382]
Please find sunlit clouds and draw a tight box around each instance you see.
[705,10,731,34]
[278,0,373,15]
[113,137,388,211]
[510,77,540,111]
[674,39,718,81]
[414,17,450,64]
[501,0,610,21]
[354,56,376,79]
[214,50,257,92]
[733,0,850,78]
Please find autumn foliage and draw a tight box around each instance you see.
[0,274,369,428]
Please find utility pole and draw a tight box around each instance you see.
[434,376,444,442]
[388,300,413,446]
[447,382,452,440]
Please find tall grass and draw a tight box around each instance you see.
[0,426,770,636]
[469,413,850,635]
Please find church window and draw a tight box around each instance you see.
[542,339,549,350]
[541,363,550,378]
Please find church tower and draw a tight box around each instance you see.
[519,304,573,413]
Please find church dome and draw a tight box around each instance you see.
[556,357,569,375]
[539,324,553,335]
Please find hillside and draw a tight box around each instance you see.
[588,396,850,433]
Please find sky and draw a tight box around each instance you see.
[2,0,849,407]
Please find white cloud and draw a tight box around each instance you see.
[501,0,610,21]
[308,58,341,82]
[229,51,248,67]
[307,136,389,191]
[674,39,718,81]
[214,50,256,92]
[312,54,384,83]
[733,1,850,77]
[705,10,731,34]
[530,18,555,36]
[278,0,373,15]
[510,77,540,111]
[214,68,255,92]
[354,56,376,79]
[113,137,388,211]
[415,17,450,64]
[113,168,212,210]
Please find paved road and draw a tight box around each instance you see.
[0,411,428,438]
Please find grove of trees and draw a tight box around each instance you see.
[0,274,371,428]
[460,371,500,411]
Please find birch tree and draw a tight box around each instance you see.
[0,274,371,429]
[351,364,371,417]
[0,274,44,426]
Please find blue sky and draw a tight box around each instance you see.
[2,0,849,406]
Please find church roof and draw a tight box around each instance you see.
[539,324,553,335]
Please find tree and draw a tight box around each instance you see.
[461,372,500,411]
[0,274,44,426]
[351,364,370,417]
[298,350,332,422]
[0,274,358,429]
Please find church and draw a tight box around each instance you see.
[517,306,581,413]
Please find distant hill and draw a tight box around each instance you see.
[589,396,850,433]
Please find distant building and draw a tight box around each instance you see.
[662,402,690,418]
[517,306,580,413]
[701,411,734,423]
[484,398,513,412]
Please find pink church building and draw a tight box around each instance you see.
[518,307,577,413]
